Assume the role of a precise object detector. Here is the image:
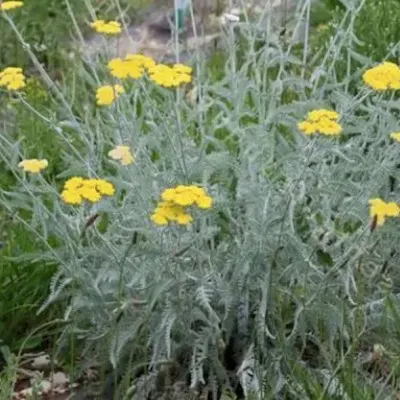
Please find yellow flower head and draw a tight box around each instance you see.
[389,132,400,142]
[173,64,193,74]
[79,186,102,202]
[95,179,115,196]
[297,108,342,136]
[369,198,400,227]
[0,67,26,91]
[108,145,134,166]
[108,54,156,80]
[90,20,121,35]
[306,109,339,122]
[64,176,84,191]
[160,185,212,208]
[18,159,48,173]
[151,185,212,226]
[96,84,124,106]
[151,201,193,226]
[0,1,23,11]
[148,64,176,87]
[125,54,156,70]
[61,177,114,205]
[148,63,192,88]
[61,190,82,205]
[362,62,400,91]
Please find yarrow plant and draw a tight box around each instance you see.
[0,67,26,90]
[60,177,115,205]
[90,19,121,35]
[2,1,400,399]
[297,109,342,136]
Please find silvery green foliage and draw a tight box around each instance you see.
[1,0,400,397]
[237,346,260,400]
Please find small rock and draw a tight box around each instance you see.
[31,354,51,370]
[220,12,240,25]
[51,371,69,387]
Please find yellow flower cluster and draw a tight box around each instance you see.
[108,145,134,166]
[108,54,156,79]
[151,185,212,226]
[389,132,400,142]
[18,159,48,173]
[107,54,192,87]
[96,84,124,106]
[362,62,400,91]
[369,198,400,227]
[0,67,26,90]
[0,1,23,11]
[148,63,192,88]
[151,202,193,225]
[61,177,115,205]
[297,109,342,136]
[90,20,121,35]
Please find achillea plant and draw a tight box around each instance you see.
[1,1,400,399]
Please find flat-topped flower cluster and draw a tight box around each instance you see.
[151,185,213,226]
